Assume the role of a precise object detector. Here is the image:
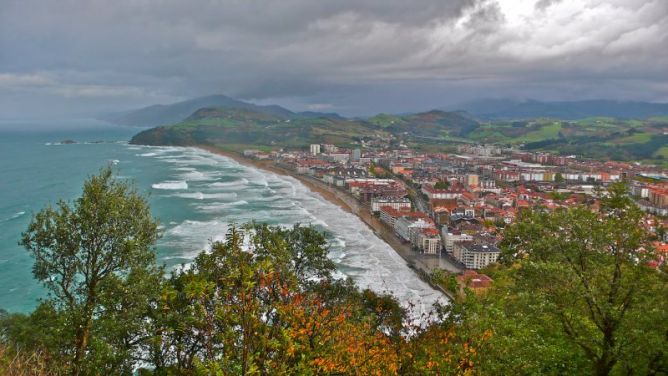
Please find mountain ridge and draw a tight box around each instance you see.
[454,99,668,120]
[101,94,345,127]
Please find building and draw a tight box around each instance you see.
[322,144,338,153]
[466,174,479,188]
[442,228,473,253]
[351,148,361,162]
[394,215,432,242]
[456,270,493,295]
[422,185,465,200]
[453,242,500,269]
[418,228,442,254]
[379,206,410,228]
[408,219,435,246]
[371,197,411,213]
[324,153,349,163]
[310,144,321,156]
[649,187,668,207]
[394,216,413,241]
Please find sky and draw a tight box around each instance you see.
[1,0,667,120]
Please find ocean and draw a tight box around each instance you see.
[0,120,444,316]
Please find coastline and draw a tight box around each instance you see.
[197,145,457,298]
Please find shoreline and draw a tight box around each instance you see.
[196,145,457,299]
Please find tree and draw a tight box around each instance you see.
[19,166,162,375]
[554,172,565,184]
[434,180,450,190]
[6,168,480,374]
[147,223,471,375]
[493,183,668,375]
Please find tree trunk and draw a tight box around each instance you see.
[73,315,93,376]
[73,282,97,376]
[594,325,617,376]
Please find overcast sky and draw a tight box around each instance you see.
[1,0,667,119]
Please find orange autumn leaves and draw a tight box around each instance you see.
[278,293,400,375]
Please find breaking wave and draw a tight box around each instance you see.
[152,181,188,190]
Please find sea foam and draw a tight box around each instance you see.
[152,181,188,190]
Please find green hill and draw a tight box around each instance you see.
[130,107,391,150]
[467,118,668,162]
[130,103,667,164]
[369,110,479,138]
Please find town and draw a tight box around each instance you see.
[243,142,668,296]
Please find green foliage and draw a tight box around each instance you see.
[554,172,564,183]
[15,166,163,375]
[434,180,450,190]
[430,269,458,297]
[548,191,568,201]
[445,183,668,375]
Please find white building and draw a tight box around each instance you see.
[394,217,411,241]
[418,228,442,255]
[422,185,464,200]
[453,242,500,269]
[325,153,349,163]
[310,144,321,156]
[371,197,411,213]
[441,229,472,253]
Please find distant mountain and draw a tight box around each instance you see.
[457,99,668,120]
[102,94,349,127]
[101,95,297,127]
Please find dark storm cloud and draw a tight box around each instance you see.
[0,0,667,118]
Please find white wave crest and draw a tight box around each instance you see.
[164,219,230,254]
[194,200,249,212]
[172,192,238,200]
[208,178,249,188]
[152,181,188,190]
[179,170,220,182]
[3,211,26,222]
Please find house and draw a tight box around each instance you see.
[456,270,493,295]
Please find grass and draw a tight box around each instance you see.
[614,133,652,144]
[654,146,668,159]
[514,122,562,143]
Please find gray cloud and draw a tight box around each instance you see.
[0,0,667,119]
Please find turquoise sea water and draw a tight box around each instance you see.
[0,120,443,315]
